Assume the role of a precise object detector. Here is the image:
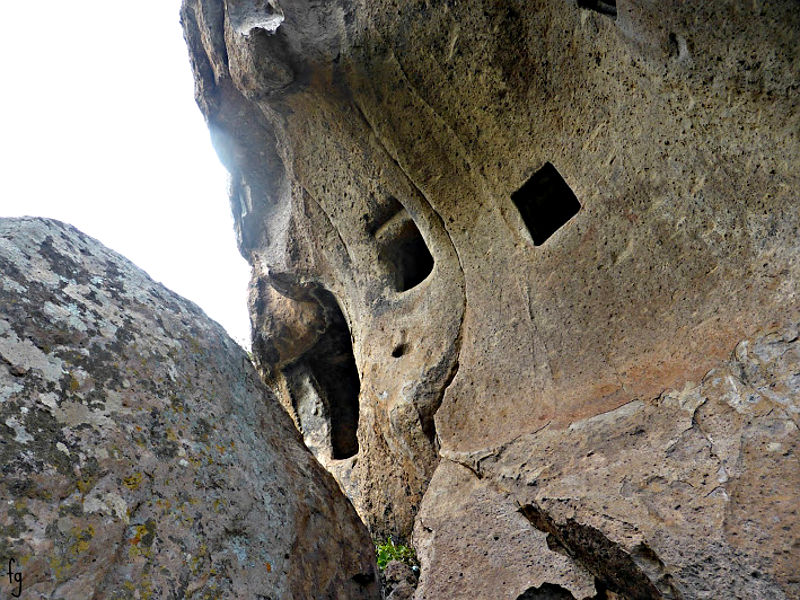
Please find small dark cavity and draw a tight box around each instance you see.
[516,582,577,599]
[374,203,435,292]
[577,0,617,18]
[391,344,409,358]
[512,162,581,246]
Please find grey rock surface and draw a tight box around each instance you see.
[382,560,418,600]
[0,217,378,599]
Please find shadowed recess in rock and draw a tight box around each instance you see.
[516,582,578,599]
[519,504,677,600]
[285,288,361,459]
[517,579,622,600]
[576,0,617,18]
[512,162,581,246]
[374,203,434,292]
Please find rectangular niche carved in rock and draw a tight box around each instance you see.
[374,202,434,292]
[511,162,581,246]
[577,0,617,18]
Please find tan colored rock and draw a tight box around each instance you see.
[414,460,598,600]
[182,0,800,596]
[0,217,378,599]
[424,323,799,598]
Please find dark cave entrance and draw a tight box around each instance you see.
[511,162,581,246]
[309,289,360,459]
[284,288,360,460]
[373,199,434,292]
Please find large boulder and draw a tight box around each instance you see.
[181,0,800,597]
[0,217,378,599]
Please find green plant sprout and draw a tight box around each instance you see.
[375,539,417,570]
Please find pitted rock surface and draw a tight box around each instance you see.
[181,0,800,597]
[419,324,800,598]
[0,217,378,599]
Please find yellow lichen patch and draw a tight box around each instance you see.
[77,474,99,495]
[123,472,144,490]
[49,555,68,581]
[131,524,148,543]
[190,555,203,575]
[128,519,157,559]
[128,534,153,559]
[69,374,80,392]
[123,578,153,600]
[201,582,221,600]
[69,525,95,556]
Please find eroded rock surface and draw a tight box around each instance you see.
[382,560,418,600]
[0,217,378,599]
[181,0,799,597]
[420,324,800,598]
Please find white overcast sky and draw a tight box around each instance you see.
[0,1,252,347]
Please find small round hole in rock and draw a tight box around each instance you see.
[392,344,408,358]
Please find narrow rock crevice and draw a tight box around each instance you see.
[519,504,682,600]
[576,0,617,19]
[280,285,361,461]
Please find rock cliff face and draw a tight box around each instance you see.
[0,218,378,599]
[181,0,799,597]
[416,324,800,598]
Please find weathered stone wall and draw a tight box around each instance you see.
[182,0,799,597]
[0,217,378,599]
[418,323,799,598]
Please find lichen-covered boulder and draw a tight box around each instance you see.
[0,217,378,599]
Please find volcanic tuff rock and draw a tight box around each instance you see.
[0,217,378,599]
[417,324,800,598]
[182,0,799,597]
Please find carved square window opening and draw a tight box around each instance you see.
[511,162,581,246]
